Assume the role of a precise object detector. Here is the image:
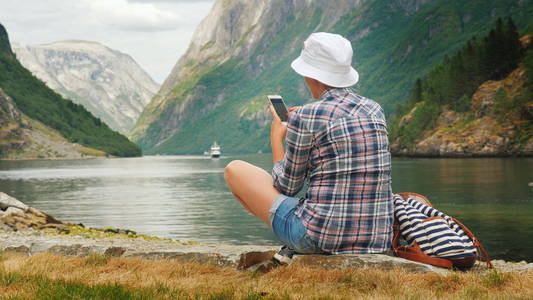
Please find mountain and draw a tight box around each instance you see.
[0,23,141,158]
[12,41,159,134]
[130,0,533,155]
[390,28,533,157]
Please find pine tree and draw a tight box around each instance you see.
[410,78,423,104]
[503,17,523,76]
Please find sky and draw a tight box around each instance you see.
[0,0,215,83]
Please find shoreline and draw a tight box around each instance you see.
[1,192,533,298]
[0,155,122,162]
[5,153,533,161]
[390,152,533,159]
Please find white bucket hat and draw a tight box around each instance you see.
[291,32,359,88]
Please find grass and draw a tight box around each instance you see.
[75,145,107,157]
[0,253,532,299]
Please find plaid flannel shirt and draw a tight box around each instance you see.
[272,88,393,254]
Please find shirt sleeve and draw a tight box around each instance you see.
[271,111,313,196]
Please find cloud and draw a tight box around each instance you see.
[129,0,213,3]
[0,0,214,82]
[87,0,181,32]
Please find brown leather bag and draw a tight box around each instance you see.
[392,192,493,270]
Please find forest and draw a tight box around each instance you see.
[390,18,529,146]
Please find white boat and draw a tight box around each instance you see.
[210,142,221,158]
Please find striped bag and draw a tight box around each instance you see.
[392,193,492,269]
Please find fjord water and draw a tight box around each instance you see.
[0,155,531,262]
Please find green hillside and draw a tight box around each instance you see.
[0,24,141,157]
[133,0,533,155]
[388,17,533,156]
[391,18,527,146]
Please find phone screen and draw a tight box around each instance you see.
[269,97,289,122]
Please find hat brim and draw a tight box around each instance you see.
[290,56,359,88]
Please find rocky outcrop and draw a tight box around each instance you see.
[0,192,66,231]
[13,41,160,134]
[391,67,533,157]
[0,89,106,160]
[0,88,26,155]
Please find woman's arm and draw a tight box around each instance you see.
[270,106,312,197]
[269,105,286,164]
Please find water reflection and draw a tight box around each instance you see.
[0,155,531,261]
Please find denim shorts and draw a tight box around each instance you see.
[269,194,324,254]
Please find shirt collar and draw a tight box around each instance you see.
[319,87,351,101]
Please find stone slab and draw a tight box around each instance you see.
[0,192,29,211]
[0,229,452,274]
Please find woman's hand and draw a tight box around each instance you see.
[269,105,287,143]
[269,105,287,164]
[269,105,302,164]
[288,106,302,113]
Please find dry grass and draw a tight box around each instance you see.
[75,145,107,157]
[0,252,532,299]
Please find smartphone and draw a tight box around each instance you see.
[267,95,289,122]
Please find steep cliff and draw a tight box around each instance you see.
[131,0,533,154]
[12,41,159,134]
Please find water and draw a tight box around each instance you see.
[0,155,532,262]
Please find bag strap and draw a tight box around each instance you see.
[393,219,453,268]
[452,217,493,269]
[394,242,454,269]
[398,192,433,206]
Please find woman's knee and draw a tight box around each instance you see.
[224,160,246,181]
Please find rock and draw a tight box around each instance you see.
[487,259,533,273]
[0,192,29,211]
[0,193,65,232]
[27,207,46,218]
[523,138,533,155]
[47,244,96,257]
[238,250,277,270]
[104,228,120,234]
[103,228,136,235]
[291,254,449,275]
[104,247,127,257]
[472,84,497,117]
[38,223,66,230]
[523,103,533,119]
[29,240,59,254]
[516,263,533,273]
[246,260,279,273]
[126,251,234,267]
[3,245,30,255]
[0,223,12,231]
[4,207,24,216]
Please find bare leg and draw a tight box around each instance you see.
[224,160,281,225]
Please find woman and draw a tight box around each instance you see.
[224,32,393,263]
